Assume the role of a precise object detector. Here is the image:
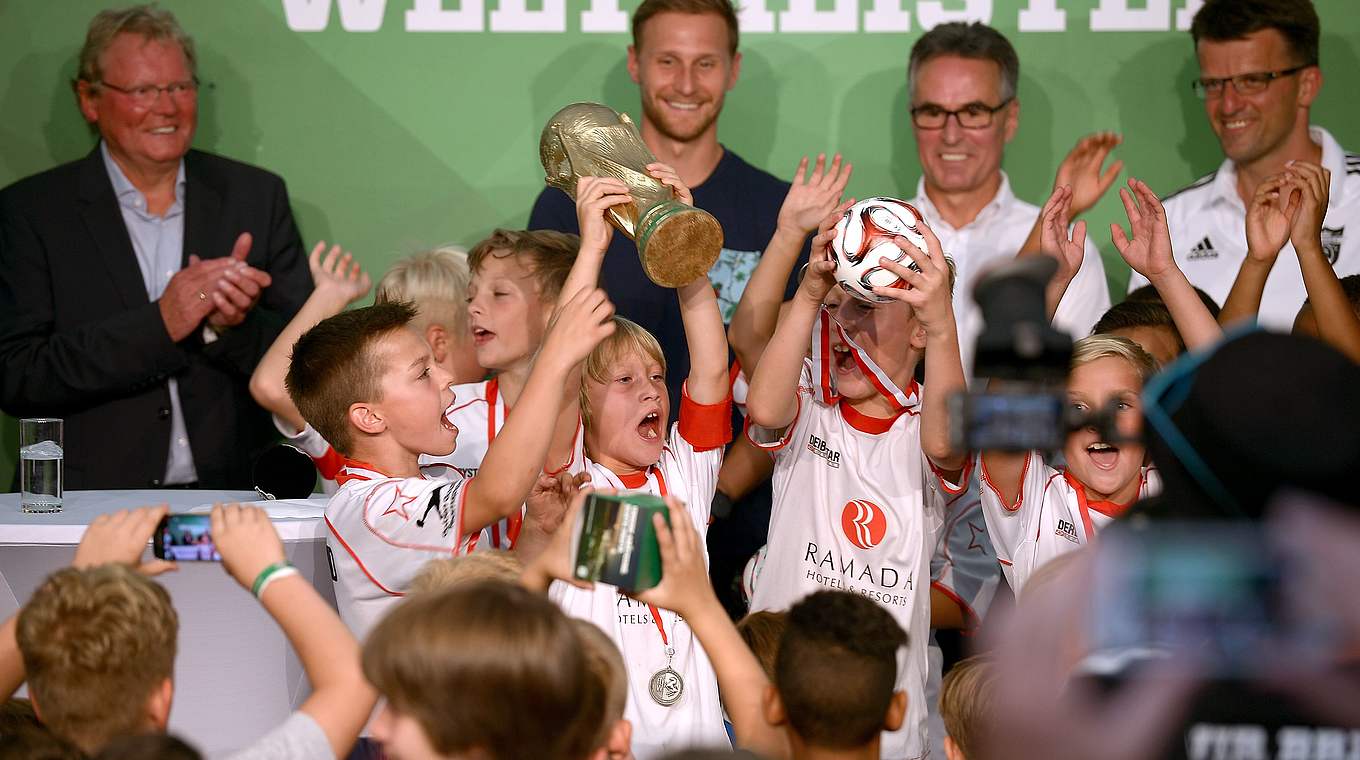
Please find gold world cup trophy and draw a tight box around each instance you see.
[540,102,724,288]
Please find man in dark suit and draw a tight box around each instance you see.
[0,5,312,489]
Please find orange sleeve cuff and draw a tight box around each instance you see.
[678,384,733,452]
[313,445,346,481]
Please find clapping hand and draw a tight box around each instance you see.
[1054,132,1123,216]
[200,233,273,330]
[1040,185,1087,289]
[1284,161,1331,256]
[1111,178,1176,283]
[1246,172,1300,264]
[777,154,853,237]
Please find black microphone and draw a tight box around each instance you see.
[252,443,319,500]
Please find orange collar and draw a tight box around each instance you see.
[838,398,908,435]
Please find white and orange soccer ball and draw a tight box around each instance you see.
[828,197,930,303]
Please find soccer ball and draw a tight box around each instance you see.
[828,197,929,303]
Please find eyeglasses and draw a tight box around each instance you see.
[93,77,199,107]
[910,98,1013,130]
[1191,64,1313,99]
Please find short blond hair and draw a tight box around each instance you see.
[939,654,996,759]
[570,619,628,743]
[408,551,523,594]
[1071,334,1159,384]
[375,247,471,338]
[16,565,178,754]
[580,317,667,428]
[77,5,196,88]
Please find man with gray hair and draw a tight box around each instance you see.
[904,21,1114,377]
[0,5,312,489]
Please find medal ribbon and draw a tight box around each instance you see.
[644,467,670,645]
[809,306,919,412]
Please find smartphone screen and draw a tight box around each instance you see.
[153,513,220,561]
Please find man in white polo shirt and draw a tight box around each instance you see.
[1129,0,1359,330]
[904,22,1112,376]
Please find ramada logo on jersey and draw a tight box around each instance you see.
[840,499,888,550]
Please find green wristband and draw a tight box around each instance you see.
[251,561,294,597]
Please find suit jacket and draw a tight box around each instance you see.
[0,147,313,489]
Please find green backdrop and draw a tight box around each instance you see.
[2,0,1358,486]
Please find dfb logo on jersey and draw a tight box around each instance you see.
[1322,227,1345,265]
[841,499,888,550]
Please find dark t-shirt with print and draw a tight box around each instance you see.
[527,147,806,410]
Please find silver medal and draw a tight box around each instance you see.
[649,666,684,706]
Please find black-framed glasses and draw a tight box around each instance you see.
[94,77,200,107]
[910,98,1013,130]
[1191,64,1313,99]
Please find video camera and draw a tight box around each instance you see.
[948,256,1128,452]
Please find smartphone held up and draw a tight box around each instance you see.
[153,513,220,562]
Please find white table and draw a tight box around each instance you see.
[0,490,331,755]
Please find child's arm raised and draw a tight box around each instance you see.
[1112,179,1222,351]
[634,497,790,759]
[1286,162,1360,362]
[870,224,967,474]
[745,218,841,431]
[1220,172,1295,325]
[463,287,616,533]
[729,155,852,373]
[558,175,632,302]
[1016,133,1123,257]
[1037,185,1090,323]
[250,243,370,432]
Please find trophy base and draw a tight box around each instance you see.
[636,202,724,288]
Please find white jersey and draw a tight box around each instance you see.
[271,416,343,494]
[978,452,1160,596]
[325,461,475,639]
[549,391,732,760]
[422,378,584,550]
[1131,126,1360,330]
[909,173,1110,378]
[746,361,966,760]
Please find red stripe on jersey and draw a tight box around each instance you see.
[742,392,802,453]
[325,515,405,597]
[979,452,1031,512]
[313,445,346,481]
[931,580,979,630]
[930,455,973,496]
[838,398,909,435]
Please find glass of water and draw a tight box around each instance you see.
[20,418,62,513]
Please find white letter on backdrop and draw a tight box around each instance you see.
[863,0,910,33]
[1090,0,1171,31]
[916,0,991,29]
[406,0,484,31]
[580,0,627,32]
[780,0,857,32]
[283,0,387,31]
[739,0,776,33]
[1017,0,1066,31]
[1176,0,1204,31]
[491,0,564,31]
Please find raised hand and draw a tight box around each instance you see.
[211,503,287,592]
[1054,132,1123,216]
[525,470,591,537]
[521,487,598,592]
[870,220,955,333]
[776,153,853,236]
[541,286,617,367]
[1285,161,1331,252]
[308,241,372,304]
[72,505,176,576]
[575,175,633,255]
[647,162,693,206]
[204,233,273,330]
[1246,172,1300,264]
[1111,178,1176,283]
[798,203,851,304]
[1039,184,1087,286]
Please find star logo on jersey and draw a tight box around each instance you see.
[840,499,888,550]
[966,520,988,554]
[381,485,422,520]
[1322,227,1345,265]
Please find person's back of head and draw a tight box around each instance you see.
[16,565,177,755]
[1126,283,1222,320]
[93,734,201,760]
[0,699,39,736]
[1294,273,1360,337]
[468,230,581,305]
[939,655,997,760]
[1093,300,1185,366]
[1190,0,1319,66]
[376,247,481,384]
[772,591,908,753]
[408,550,524,594]
[363,580,605,760]
[285,301,419,457]
[0,725,84,760]
[736,610,787,679]
[570,619,632,759]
